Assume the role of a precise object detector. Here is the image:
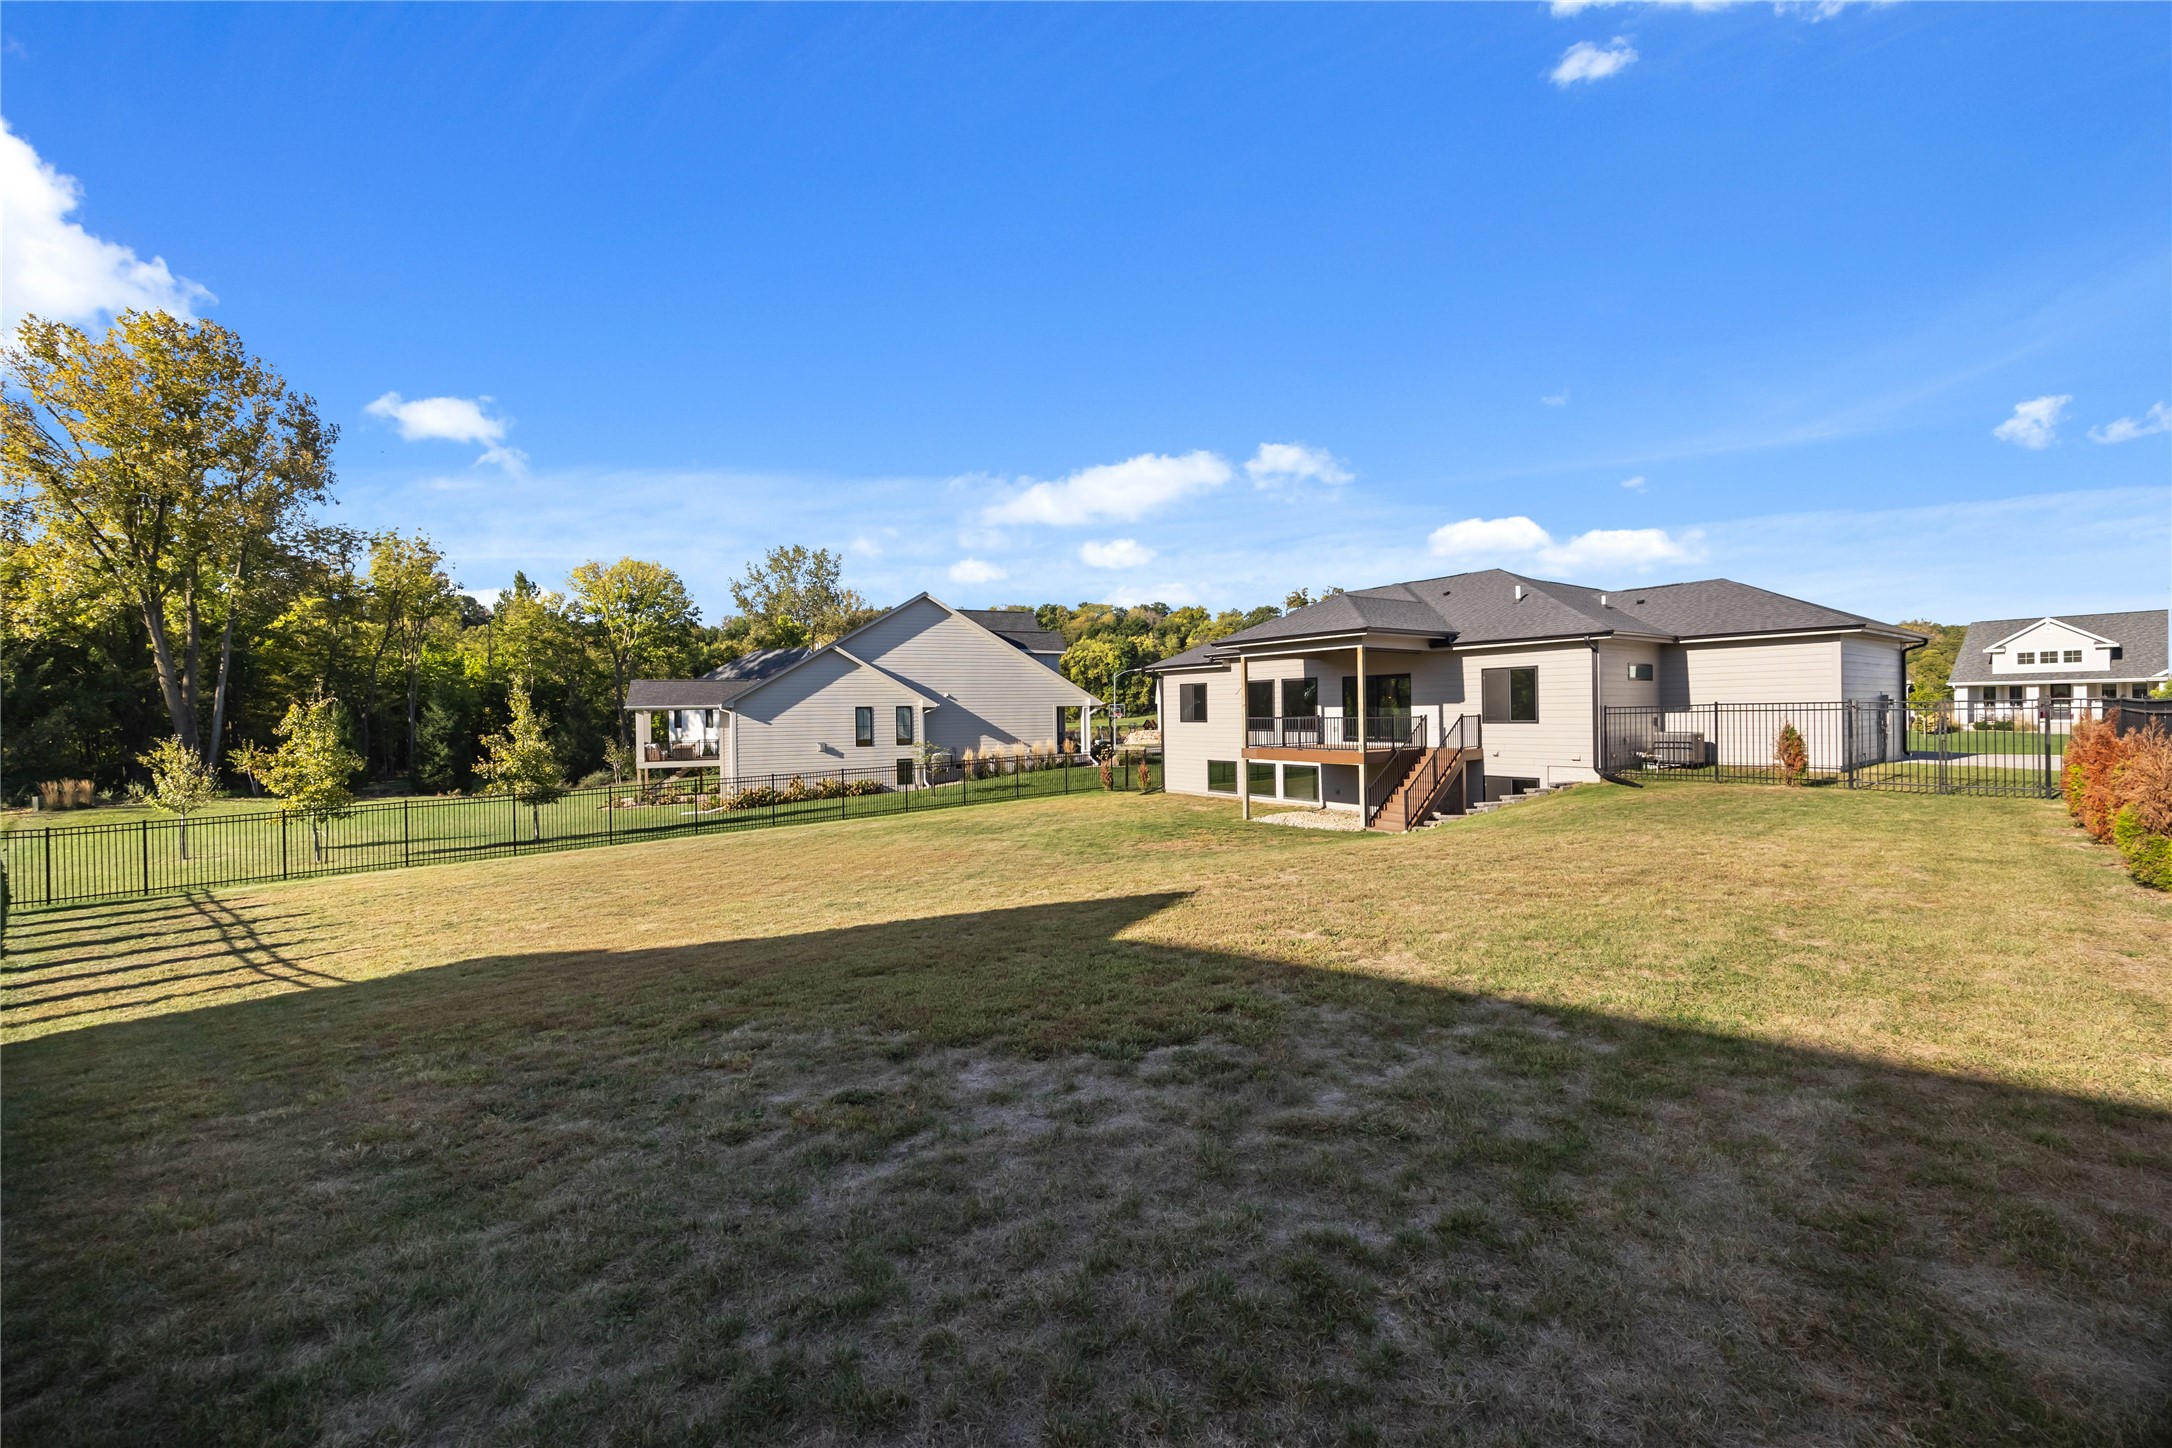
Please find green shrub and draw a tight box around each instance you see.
[2112,806,2172,891]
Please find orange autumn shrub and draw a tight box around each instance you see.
[2062,712,2128,841]
[2114,720,2172,836]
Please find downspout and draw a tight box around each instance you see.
[1590,640,1603,781]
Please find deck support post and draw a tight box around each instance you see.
[1356,641,1368,828]
[1237,654,1251,820]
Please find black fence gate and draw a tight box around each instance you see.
[1597,698,2124,798]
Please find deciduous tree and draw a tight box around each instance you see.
[2,312,335,761]
[728,545,873,646]
[130,735,223,859]
[476,681,566,840]
[241,692,361,861]
[568,557,703,744]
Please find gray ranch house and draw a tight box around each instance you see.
[625,594,1096,788]
[1149,568,1922,829]
[1947,610,2167,716]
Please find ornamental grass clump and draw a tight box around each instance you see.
[1774,722,1809,786]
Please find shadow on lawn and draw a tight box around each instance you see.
[2,893,341,1026]
[4,893,2169,1446]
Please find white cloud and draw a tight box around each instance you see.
[1427,516,1554,556]
[1427,514,1702,575]
[1991,394,2070,450]
[981,450,1231,526]
[1245,441,1353,489]
[847,535,884,557]
[1551,38,1638,87]
[1620,475,1648,490]
[1080,538,1157,569]
[0,118,212,332]
[1541,526,1701,571]
[366,391,528,474]
[2088,402,2171,445]
[1541,392,1569,407]
[948,558,1006,585]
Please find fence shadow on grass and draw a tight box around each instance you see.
[1,892,342,1029]
[4,894,2168,1446]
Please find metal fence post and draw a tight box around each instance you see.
[2032,707,2050,798]
[404,798,412,867]
[140,820,150,896]
[841,768,848,820]
[281,812,289,879]
[42,829,52,905]
[1713,702,1722,782]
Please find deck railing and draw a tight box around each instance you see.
[642,740,721,762]
[1245,714,1421,749]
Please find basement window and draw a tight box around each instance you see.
[1206,760,1237,794]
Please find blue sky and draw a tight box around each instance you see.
[3,2,2167,625]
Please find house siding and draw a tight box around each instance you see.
[729,652,926,782]
[1677,638,1840,703]
[844,598,1090,758]
[1840,637,1904,702]
[1160,665,1242,801]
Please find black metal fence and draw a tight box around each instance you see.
[1602,699,2073,797]
[1,757,1143,912]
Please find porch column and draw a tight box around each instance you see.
[1237,654,1251,821]
[1355,641,1367,826]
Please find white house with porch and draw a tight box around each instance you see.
[1947,610,2168,717]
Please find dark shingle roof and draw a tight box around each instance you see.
[1148,569,1916,671]
[960,609,1065,656]
[1949,610,2168,685]
[623,647,812,710]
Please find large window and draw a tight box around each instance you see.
[896,706,914,745]
[1206,760,1237,793]
[1282,677,1318,716]
[854,707,874,747]
[1341,674,1412,717]
[1246,680,1275,721]
[1248,761,1277,796]
[1180,683,1209,723]
[1482,666,1539,723]
[1283,764,1319,802]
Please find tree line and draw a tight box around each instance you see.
[2,312,1293,806]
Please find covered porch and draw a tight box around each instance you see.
[1222,633,1480,830]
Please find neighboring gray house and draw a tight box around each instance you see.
[1947,610,2167,715]
[625,594,1096,787]
[1149,568,1921,829]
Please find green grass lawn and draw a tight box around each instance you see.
[4,784,2169,1444]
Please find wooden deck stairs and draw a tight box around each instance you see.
[1369,730,1483,832]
